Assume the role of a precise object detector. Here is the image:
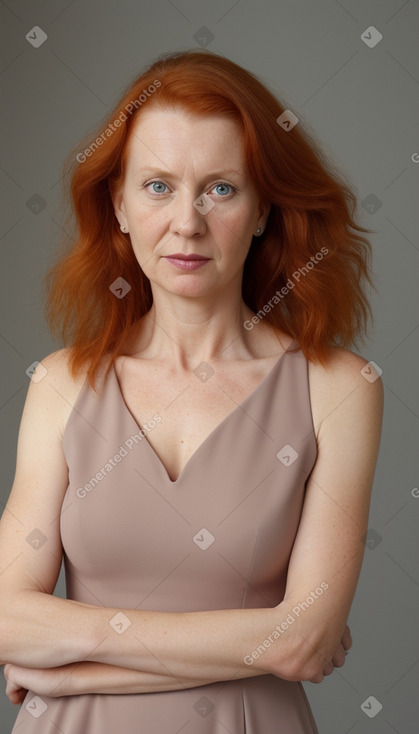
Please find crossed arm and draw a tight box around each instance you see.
[0,349,383,702]
[3,611,352,703]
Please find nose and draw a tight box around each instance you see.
[169,192,208,238]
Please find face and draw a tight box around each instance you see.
[112,107,269,301]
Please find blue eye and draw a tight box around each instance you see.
[213,183,233,196]
[148,181,168,194]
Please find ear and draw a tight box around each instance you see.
[258,199,271,231]
[111,184,127,228]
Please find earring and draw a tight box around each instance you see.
[255,227,262,236]
[120,225,128,233]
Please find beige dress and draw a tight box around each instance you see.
[12,340,320,733]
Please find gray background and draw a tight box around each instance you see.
[1,0,418,732]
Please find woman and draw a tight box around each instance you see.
[1,50,383,733]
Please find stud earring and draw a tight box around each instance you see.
[120,225,128,233]
[255,227,262,236]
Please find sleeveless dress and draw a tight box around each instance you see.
[11,341,320,733]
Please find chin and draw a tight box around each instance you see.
[162,279,215,298]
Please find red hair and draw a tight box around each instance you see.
[43,49,375,391]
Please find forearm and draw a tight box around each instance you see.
[0,591,98,667]
[65,662,234,695]
[5,586,342,683]
[85,590,350,682]
[87,605,284,680]
[1,589,283,678]
[3,625,352,702]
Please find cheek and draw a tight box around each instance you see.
[128,201,168,234]
[218,195,257,228]
[214,208,254,246]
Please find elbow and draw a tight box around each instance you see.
[278,656,325,683]
[265,635,337,683]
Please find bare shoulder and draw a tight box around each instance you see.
[36,347,88,395]
[307,345,384,440]
[308,344,384,393]
[33,347,90,439]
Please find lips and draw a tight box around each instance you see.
[164,254,210,271]
[164,253,209,260]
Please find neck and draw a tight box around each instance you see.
[126,288,262,370]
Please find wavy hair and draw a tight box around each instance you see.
[43,49,375,391]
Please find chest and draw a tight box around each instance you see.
[114,356,280,482]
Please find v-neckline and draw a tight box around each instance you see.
[111,345,293,485]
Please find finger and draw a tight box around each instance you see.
[332,643,346,668]
[8,688,26,705]
[308,670,324,684]
[5,680,24,704]
[341,624,352,651]
[322,660,335,676]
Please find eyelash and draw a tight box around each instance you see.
[144,180,236,197]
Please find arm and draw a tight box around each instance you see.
[267,349,384,682]
[0,350,91,668]
[0,349,381,684]
[4,625,352,700]
[3,662,217,702]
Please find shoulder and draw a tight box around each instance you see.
[30,348,91,439]
[34,348,88,393]
[307,345,384,441]
[307,344,383,395]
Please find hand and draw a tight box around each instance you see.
[3,663,76,703]
[3,664,28,705]
[308,624,352,684]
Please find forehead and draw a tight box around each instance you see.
[124,106,246,174]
